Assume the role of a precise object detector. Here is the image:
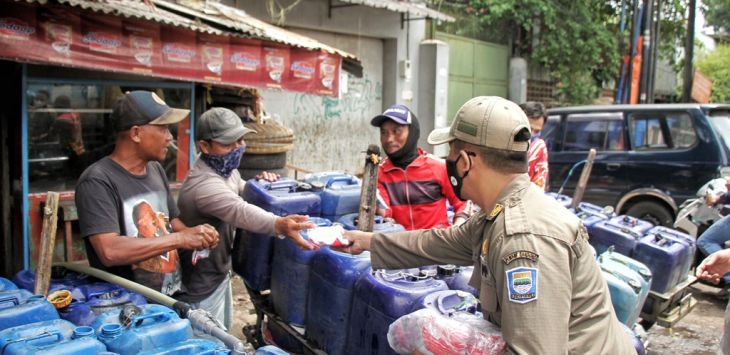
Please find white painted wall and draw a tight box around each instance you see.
[230,0,433,172]
[261,29,383,174]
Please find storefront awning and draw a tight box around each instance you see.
[331,0,454,23]
[1,0,361,96]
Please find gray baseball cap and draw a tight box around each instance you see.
[427,96,530,152]
[196,107,256,144]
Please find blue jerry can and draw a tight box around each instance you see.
[598,251,651,326]
[91,304,193,355]
[411,289,479,315]
[13,268,89,293]
[633,233,688,294]
[305,248,371,355]
[0,289,59,331]
[136,338,230,354]
[337,213,406,233]
[270,217,331,327]
[644,226,696,284]
[345,269,448,355]
[235,178,321,291]
[0,277,18,291]
[545,192,573,208]
[421,265,478,297]
[60,282,147,326]
[0,319,107,354]
[589,215,653,256]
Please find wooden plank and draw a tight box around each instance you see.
[357,144,381,232]
[34,191,60,296]
[571,149,596,209]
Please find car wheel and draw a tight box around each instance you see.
[625,201,674,227]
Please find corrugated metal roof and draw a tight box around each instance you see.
[54,0,225,35]
[16,0,361,69]
[152,0,359,62]
[335,0,454,22]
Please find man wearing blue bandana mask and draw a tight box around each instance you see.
[176,107,315,329]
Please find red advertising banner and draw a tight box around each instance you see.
[123,20,161,74]
[0,2,342,97]
[227,37,263,86]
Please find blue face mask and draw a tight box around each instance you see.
[201,146,245,178]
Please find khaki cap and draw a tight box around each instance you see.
[427,96,530,152]
[197,107,256,144]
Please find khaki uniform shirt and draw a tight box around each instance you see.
[370,174,635,354]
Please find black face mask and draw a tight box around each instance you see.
[385,114,420,170]
[446,152,474,201]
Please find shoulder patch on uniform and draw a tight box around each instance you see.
[486,203,504,221]
[506,267,538,304]
[502,250,539,265]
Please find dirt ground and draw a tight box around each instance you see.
[230,274,727,354]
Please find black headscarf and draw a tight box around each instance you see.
[386,113,420,170]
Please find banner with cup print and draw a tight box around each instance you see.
[0,1,343,97]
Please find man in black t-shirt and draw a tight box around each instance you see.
[75,90,219,295]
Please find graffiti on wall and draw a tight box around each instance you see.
[264,74,382,173]
[293,75,381,121]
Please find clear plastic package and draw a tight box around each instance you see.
[302,224,350,247]
[387,308,506,355]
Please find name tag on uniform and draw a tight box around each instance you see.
[506,267,538,304]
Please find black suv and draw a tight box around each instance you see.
[543,104,730,226]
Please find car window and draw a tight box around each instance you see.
[666,113,696,148]
[630,117,667,149]
[629,112,696,150]
[563,113,624,151]
[708,113,730,152]
[541,115,562,151]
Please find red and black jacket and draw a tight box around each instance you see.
[377,148,469,230]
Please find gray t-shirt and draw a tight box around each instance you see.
[75,157,182,295]
[176,158,277,303]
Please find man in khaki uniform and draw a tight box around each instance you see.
[344,96,634,354]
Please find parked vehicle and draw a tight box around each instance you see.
[543,104,730,226]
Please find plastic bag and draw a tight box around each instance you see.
[302,224,350,247]
[387,308,506,355]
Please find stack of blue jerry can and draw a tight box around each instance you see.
[306,248,372,355]
[270,217,331,327]
[236,178,321,291]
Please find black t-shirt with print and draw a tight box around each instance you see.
[75,157,181,295]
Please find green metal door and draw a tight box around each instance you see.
[436,32,509,123]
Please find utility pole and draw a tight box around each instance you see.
[682,0,696,102]
[639,0,653,103]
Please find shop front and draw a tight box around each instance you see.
[0,0,359,273]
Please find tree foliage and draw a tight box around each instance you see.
[702,0,730,34]
[434,0,689,104]
[696,45,730,102]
